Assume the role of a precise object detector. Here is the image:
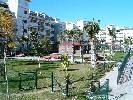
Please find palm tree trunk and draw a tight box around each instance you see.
[110,45,113,54]
[80,45,84,64]
[129,40,131,49]
[71,37,74,63]
[90,38,96,68]
[111,37,113,55]
[120,41,121,51]
[124,44,126,52]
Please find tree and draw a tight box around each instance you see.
[119,40,123,51]
[84,19,100,68]
[0,6,16,55]
[64,29,82,63]
[124,37,133,52]
[57,30,67,44]
[27,31,52,56]
[0,4,16,99]
[0,7,16,37]
[108,27,116,55]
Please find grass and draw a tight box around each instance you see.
[113,51,125,61]
[0,58,115,100]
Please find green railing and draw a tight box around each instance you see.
[117,48,131,84]
[86,79,109,100]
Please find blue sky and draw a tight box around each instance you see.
[29,0,133,28]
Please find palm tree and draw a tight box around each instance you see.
[124,37,132,52]
[84,19,100,68]
[119,40,123,51]
[57,30,67,44]
[108,27,116,55]
[127,37,132,48]
[64,29,81,63]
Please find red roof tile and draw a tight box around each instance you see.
[61,42,81,46]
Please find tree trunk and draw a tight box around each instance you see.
[38,56,40,68]
[90,38,96,68]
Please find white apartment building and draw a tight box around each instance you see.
[28,10,55,38]
[4,0,57,42]
[65,21,77,30]
[76,20,88,31]
[0,0,7,2]
[7,0,31,36]
[96,25,133,50]
[0,0,62,53]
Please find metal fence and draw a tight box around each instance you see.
[117,49,131,84]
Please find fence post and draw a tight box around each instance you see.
[51,72,54,93]
[19,73,21,90]
[35,70,38,89]
[106,79,109,100]
[104,62,106,70]
[66,77,69,97]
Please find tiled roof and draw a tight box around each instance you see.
[61,42,81,46]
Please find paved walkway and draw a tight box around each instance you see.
[100,56,133,100]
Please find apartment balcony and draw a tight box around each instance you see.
[51,28,54,31]
[44,26,52,30]
[39,31,46,35]
[29,11,37,17]
[45,18,51,23]
[38,19,45,24]
[25,0,31,2]
[50,33,54,37]
[29,15,37,19]
[38,16,45,20]
[45,34,51,37]
[29,22,38,27]
[38,14,45,19]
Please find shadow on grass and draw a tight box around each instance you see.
[67,68,79,71]
[37,66,59,70]
[9,60,57,66]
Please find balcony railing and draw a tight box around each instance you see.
[44,26,51,30]
[29,23,38,27]
[25,0,31,2]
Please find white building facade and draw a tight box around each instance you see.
[65,21,77,30]
[76,20,88,31]
[5,0,58,43]
[7,0,31,36]
[1,0,62,53]
[96,25,133,50]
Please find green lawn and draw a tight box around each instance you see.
[113,51,125,61]
[109,51,133,62]
[0,58,115,100]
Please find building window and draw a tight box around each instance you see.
[45,23,50,26]
[24,10,28,14]
[23,29,27,33]
[30,17,37,23]
[23,20,27,23]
